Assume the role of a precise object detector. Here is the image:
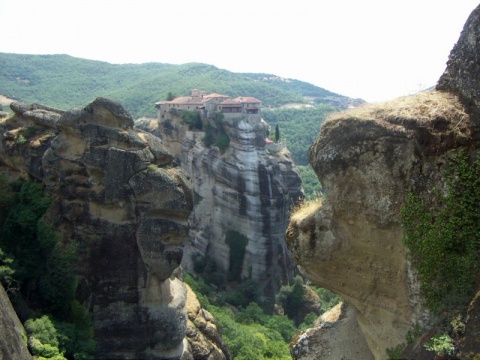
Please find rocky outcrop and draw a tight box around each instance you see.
[147,111,304,300]
[285,5,480,359]
[0,284,31,360]
[185,285,231,359]
[290,302,373,360]
[437,4,480,120]
[458,291,480,359]
[0,98,228,359]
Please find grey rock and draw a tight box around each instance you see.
[0,284,32,360]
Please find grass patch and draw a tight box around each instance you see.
[327,91,468,128]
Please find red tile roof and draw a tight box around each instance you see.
[231,96,261,103]
[166,96,203,105]
[203,93,229,99]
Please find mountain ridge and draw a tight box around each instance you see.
[0,53,363,118]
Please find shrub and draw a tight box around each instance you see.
[424,334,455,357]
[25,315,60,348]
[181,110,203,130]
[214,133,230,153]
[276,276,305,322]
[202,123,215,147]
[386,343,406,360]
[0,247,15,292]
[202,113,230,152]
[225,279,260,308]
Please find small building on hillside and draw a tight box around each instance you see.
[218,97,261,115]
[155,89,261,119]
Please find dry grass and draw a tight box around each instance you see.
[326,91,469,129]
[290,197,322,223]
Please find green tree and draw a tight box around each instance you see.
[166,92,176,101]
[0,172,15,222]
[25,315,67,359]
[275,123,280,143]
[0,247,15,292]
[276,276,306,323]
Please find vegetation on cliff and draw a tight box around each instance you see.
[0,175,95,360]
[185,267,340,359]
[402,152,480,313]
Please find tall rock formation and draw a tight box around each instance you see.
[144,104,304,300]
[0,98,229,359]
[286,4,480,359]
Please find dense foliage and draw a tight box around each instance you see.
[0,53,348,118]
[401,152,480,313]
[297,165,323,199]
[203,113,230,153]
[185,273,295,359]
[263,105,337,165]
[0,176,95,359]
[185,262,341,359]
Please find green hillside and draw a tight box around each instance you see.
[0,53,357,118]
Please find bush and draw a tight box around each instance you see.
[214,133,230,153]
[25,315,60,348]
[181,110,203,130]
[225,279,260,308]
[209,304,291,359]
[202,113,230,153]
[276,276,305,322]
[0,247,15,292]
[0,177,95,358]
[424,334,455,357]
[310,286,342,313]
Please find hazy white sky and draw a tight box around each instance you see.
[1,1,478,102]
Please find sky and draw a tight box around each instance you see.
[1,0,479,102]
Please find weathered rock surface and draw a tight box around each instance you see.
[287,91,474,359]
[0,284,31,360]
[0,98,228,359]
[290,302,373,360]
[184,285,231,360]
[437,4,480,120]
[457,291,480,360]
[286,5,480,359]
[145,111,304,300]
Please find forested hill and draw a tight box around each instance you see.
[0,53,362,118]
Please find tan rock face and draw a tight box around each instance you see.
[290,302,374,360]
[286,91,474,360]
[0,98,222,359]
[184,285,231,359]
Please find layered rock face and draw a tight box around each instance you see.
[0,98,228,359]
[286,5,480,358]
[152,112,303,299]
